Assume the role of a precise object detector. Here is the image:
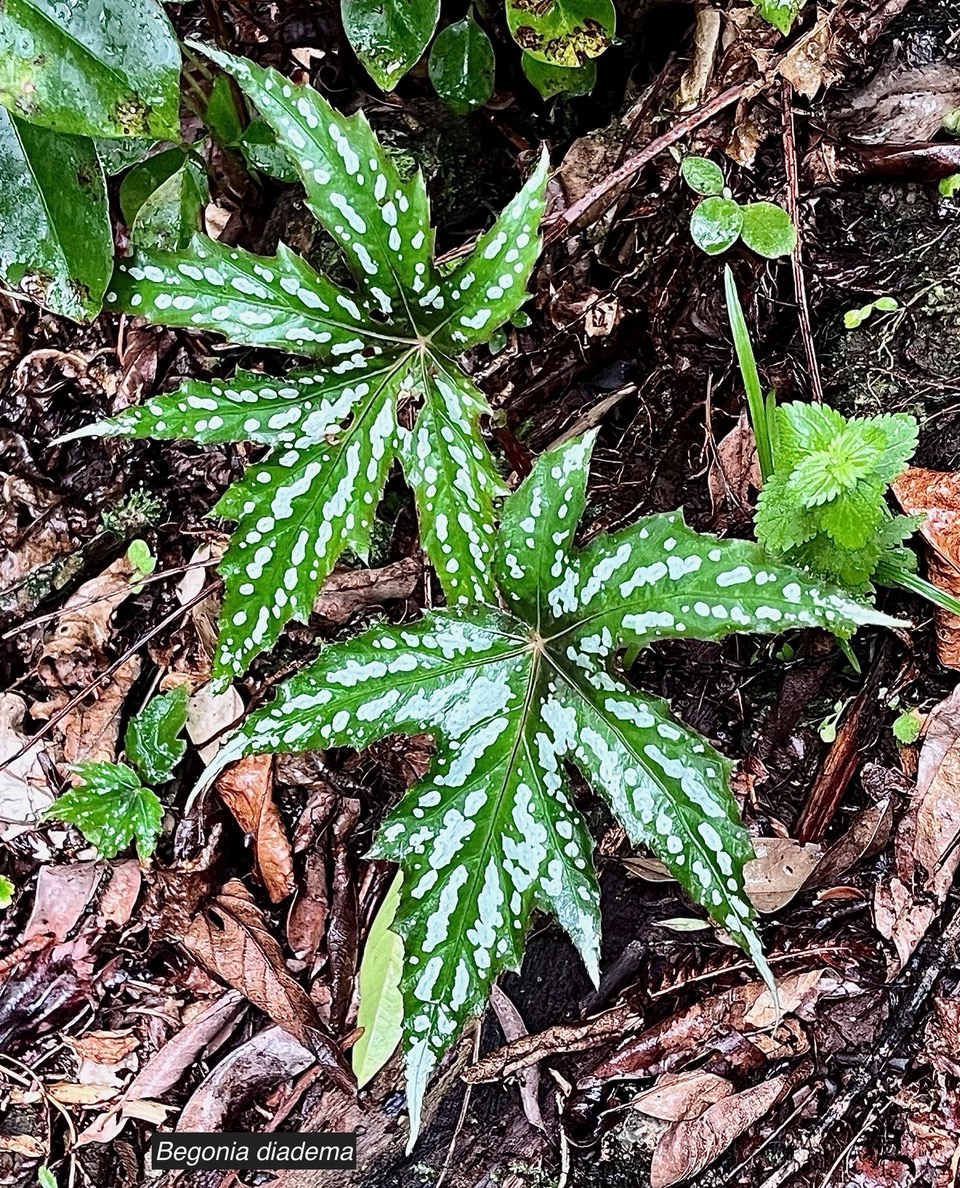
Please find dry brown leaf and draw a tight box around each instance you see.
[489,984,544,1131]
[186,681,245,764]
[65,1030,139,1085]
[875,684,960,970]
[650,1071,794,1187]
[892,467,960,669]
[22,863,101,942]
[78,990,245,1145]
[313,558,420,624]
[777,7,836,98]
[182,879,352,1091]
[177,1025,315,1132]
[38,554,139,691]
[708,413,761,528]
[0,692,54,830]
[744,838,823,913]
[631,1071,733,1122]
[803,791,893,890]
[0,1134,46,1157]
[215,756,294,903]
[48,1081,122,1107]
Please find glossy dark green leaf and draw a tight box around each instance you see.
[0,110,111,320]
[119,147,188,224]
[521,50,597,98]
[690,196,743,256]
[204,432,897,1149]
[428,16,495,115]
[125,685,189,784]
[130,159,208,251]
[44,761,163,859]
[342,0,440,91]
[237,118,299,182]
[0,0,181,139]
[739,201,796,259]
[506,0,615,67]
[96,136,155,174]
[204,74,245,146]
[680,155,724,196]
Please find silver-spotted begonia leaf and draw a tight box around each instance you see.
[74,43,548,683]
[198,431,899,1146]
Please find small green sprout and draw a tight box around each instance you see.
[892,707,923,745]
[843,296,899,330]
[681,156,796,259]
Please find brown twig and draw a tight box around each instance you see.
[781,78,824,403]
[542,83,752,245]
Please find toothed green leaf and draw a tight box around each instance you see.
[82,45,550,681]
[755,0,802,36]
[125,686,188,785]
[44,761,163,859]
[207,432,896,1150]
[755,402,919,593]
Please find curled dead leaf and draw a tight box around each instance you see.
[182,879,352,1092]
[892,467,960,669]
[631,1070,733,1122]
[215,756,294,903]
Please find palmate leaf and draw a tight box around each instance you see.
[200,432,898,1147]
[44,761,163,860]
[76,44,549,682]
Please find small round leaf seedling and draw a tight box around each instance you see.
[739,201,796,259]
[681,155,725,196]
[690,197,743,255]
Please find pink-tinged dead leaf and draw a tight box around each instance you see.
[186,682,244,764]
[77,990,245,1145]
[23,862,100,943]
[650,1070,795,1187]
[631,1071,733,1122]
[98,861,142,928]
[875,684,960,971]
[892,467,960,669]
[490,984,544,1131]
[182,879,352,1092]
[803,791,894,891]
[924,995,960,1078]
[0,692,54,831]
[215,756,294,902]
[0,1134,46,1157]
[177,1025,315,1132]
[48,1081,122,1107]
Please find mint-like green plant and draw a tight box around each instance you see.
[44,686,187,859]
[68,44,550,683]
[198,431,893,1146]
[681,156,796,260]
[724,266,960,617]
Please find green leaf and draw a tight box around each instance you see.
[119,147,188,224]
[0,875,13,909]
[874,296,898,312]
[80,46,550,682]
[204,432,897,1149]
[428,16,495,116]
[44,761,163,859]
[125,686,188,785]
[680,155,724,196]
[756,402,920,593]
[892,708,922,744]
[237,119,299,182]
[724,266,775,483]
[0,110,112,320]
[353,871,404,1087]
[690,196,742,255]
[204,74,245,147]
[739,201,796,259]
[0,0,181,139]
[521,52,597,98]
[130,159,208,252]
[38,1168,57,1188]
[755,0,802,35]
[506,0,616,67]
[96,136,155,175]
[940,172,960,198]
[342,0,440,91]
